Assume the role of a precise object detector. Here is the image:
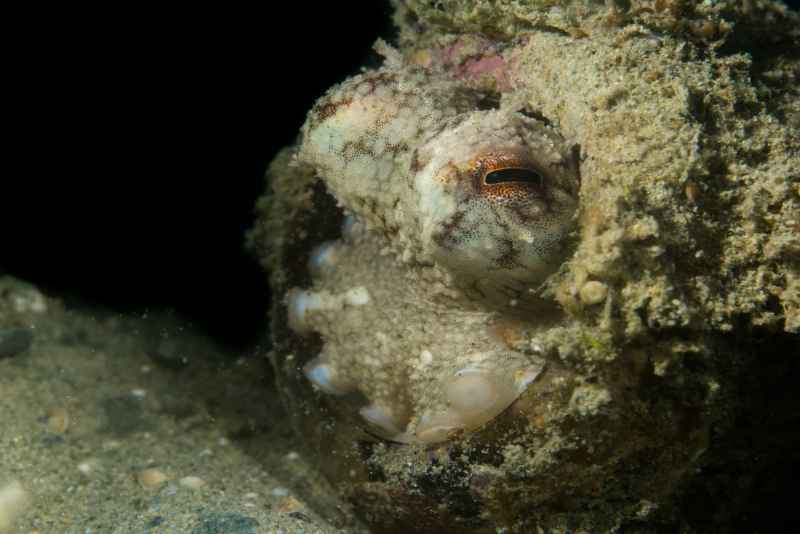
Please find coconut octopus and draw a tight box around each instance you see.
[285,42,580,444]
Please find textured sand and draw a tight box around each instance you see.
[0,277,364,534]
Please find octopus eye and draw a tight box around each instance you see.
[483,167,542,187]
[417,122,580,304]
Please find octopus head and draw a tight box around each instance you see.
[415,110,580,303]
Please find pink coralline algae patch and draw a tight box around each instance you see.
[459,55,512,92]
[420,36,514,92]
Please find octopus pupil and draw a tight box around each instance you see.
[484,167,542,186]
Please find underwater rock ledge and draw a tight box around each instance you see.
[249,1,799,532]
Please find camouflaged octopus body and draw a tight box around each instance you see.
[287,46,580,444]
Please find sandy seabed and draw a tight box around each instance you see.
[0,277,365,534]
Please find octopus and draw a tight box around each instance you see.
[285,42,580,444]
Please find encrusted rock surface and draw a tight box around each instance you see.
[250,1,799,532]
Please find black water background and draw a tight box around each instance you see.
[1,3,392,349]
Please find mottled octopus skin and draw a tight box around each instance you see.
[299,61,580,303]
[289,47,580,444]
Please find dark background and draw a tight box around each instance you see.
[2,1,798,349]
[2,4,393,349]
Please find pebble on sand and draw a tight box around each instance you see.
[137,468,168,489]
[77,459,99,477]
[179,476,206,490]
[275,496,304,514]
[270,487,289,497]
[0,480,29,534]
[46,407,70,434]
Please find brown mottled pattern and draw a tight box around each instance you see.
[358,71,398,96]
[308,97,353,131]
[432,209,466,251]
[340,138,376,163]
